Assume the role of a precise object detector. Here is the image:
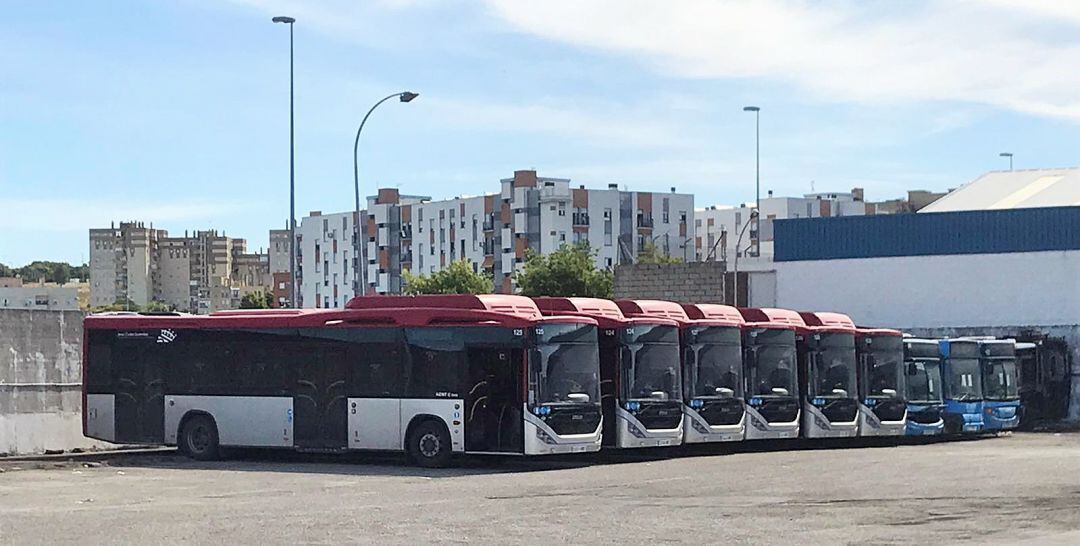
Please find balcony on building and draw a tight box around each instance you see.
[573,212,590,226]
[636,215,654,228]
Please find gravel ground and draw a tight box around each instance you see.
[2,433,1080,545]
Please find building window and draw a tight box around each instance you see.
[679,211,687,224]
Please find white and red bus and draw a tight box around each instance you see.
[737,309,801,440]
[534,297,684,448]
[82,295,602,467]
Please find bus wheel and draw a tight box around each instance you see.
[408,420,452,468]
[180,414,220,461]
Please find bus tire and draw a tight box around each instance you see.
[407,420,452,468]
[179,414,221,461]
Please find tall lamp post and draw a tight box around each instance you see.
[352,91,419,297]
[743,106,761,258]
[272,15,297,307]
[1000,152,1014,171]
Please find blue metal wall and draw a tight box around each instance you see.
[774,206,1080,262]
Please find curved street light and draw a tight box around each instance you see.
[352,91,419,296]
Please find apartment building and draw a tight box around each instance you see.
[297,170,695,306]
[269,227,293,307]
[695,187,946,261]
[89,222,271,313]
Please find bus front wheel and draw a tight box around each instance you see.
[179,414,221,461]
[407,420,453,468]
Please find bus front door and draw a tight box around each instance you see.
[294,346,349,449]
[464,347,523,453]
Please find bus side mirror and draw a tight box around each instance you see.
[906,363,918,375]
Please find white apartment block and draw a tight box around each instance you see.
[297,170,695,306]
[695,189,869,262]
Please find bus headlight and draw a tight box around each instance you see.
[536,428,558,445]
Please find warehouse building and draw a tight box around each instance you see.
[771,168,1080,420]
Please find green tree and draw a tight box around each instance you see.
[143,300,176,313]
[402,259,492,295]
[0,263,13,277]
[92,298,141,313]
[240,290,274,309]
[514,242,613,298]
[636,242,683,264]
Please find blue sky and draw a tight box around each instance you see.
[4,0,1080,265]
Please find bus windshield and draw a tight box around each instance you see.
[983,358,1019,401]
[533,323,601,406]
[746,328,797,398]
[811,332,857,399]
[692,340,743,399]
[905,359,943,404]
[622,324,681,402]
[946,357,982,401]
[864,336,903,398]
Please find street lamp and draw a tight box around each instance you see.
[732,210,758,307]
[1000,152,1014,171]
[272,15,297,307]
[352,91,419,297]
[743,106,761,258]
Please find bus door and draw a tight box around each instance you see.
[112,334,166,444]
[293,344,349,449]
[464,346,523,452]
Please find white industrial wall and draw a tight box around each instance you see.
[775,250,1080,329]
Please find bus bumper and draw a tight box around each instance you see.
[615,407,683,448]
[802,403,858,439]
[743,405,799,440]
[682,408,744,443]
[523,413,602,455]
[858,404,907,437]
[906,419,944,436]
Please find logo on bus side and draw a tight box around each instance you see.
[157,329,177,344]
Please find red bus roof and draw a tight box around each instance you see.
[797,311,859,334]
[346,294,542,320]
[533,297,677,328]
[681,303,745,327]
[86,295,598,331]
[614,300,689,322]
[740,308,807,329]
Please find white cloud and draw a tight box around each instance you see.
[481,1,1080,120]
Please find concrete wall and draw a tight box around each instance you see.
[775,250,1080,329]
[0,309,105,455]
[614,262,727,304]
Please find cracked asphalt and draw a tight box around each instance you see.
[2,433,1080,545]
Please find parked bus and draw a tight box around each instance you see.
[534,298,684,448]
[678,302,747,444]
[736,309,801,440]
[854,326,908,437]
[83,295,603,467]
[615,301,746,443]
[939,338,985,434]
[903,338,945,436]
[975,338,1020,432]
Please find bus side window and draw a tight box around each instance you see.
[348,340,405,398]
[404,328,466,398]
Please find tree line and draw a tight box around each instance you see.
[0,261,90,285]
[401,241,681,298]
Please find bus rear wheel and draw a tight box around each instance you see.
[407,420,453,468]
[179,414,221,461]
